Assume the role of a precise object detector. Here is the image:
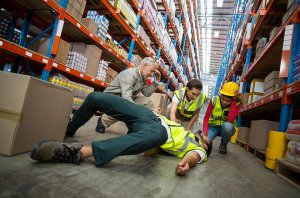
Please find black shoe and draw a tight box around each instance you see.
[30,140,83,164]
[65,117,76,137]
[219,143,227,154]
[95,117,105,133]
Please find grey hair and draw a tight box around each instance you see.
[140,57,158,67]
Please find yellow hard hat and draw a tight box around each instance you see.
[220,82,239,97]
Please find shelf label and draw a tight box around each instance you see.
[76,23,81,28]
[89,33,93,37]
[279,91,283,97]
[42,58,48,64]
[0,41,3,46]
[92,78,95,82]
[261,99,264,103]
[270,95,273,100]
[52,62,58,67]
[80,74,84,78]
[66,68,70,72]
[25,51,32,57]
[287,87,292,94]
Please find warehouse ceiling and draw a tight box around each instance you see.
[197,0,235,98]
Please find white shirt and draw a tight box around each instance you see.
[172,95,196,111]
[159,115,205,163]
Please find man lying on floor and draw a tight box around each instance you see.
[30,92,211,176]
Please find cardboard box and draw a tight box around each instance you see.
[81,18,98,35]
[53,0,86,21]
[0,72,73,155]
[249,120,279,151]
[276,78,285,89]
[264,78,278,90]
[71,43,102,77]
[149,93,168,115]
[248,92,264,104]
[250,79,264,93]
[242,93,249,106]
[29,38,71,65]
[237,127,250,143]
[264,71,279,83]
[264,86,276,96]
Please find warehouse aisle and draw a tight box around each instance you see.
[0,126,299,198]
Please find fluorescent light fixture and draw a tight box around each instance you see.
[214,31,219,37]
[217,0,223,7]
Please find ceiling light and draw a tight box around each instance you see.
[214,31,219,37]
[211,74,214,77]
[217,0,224,7]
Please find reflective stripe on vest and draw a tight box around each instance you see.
[174,88,206,118]
[209,96,237,127]
[159,116,207,160]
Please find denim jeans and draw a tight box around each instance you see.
[207,122,235,145]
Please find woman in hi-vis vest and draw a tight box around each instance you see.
[166,79,206,131]
[202,82,242,154]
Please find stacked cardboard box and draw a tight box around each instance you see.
[131,54,142,67]
[53,0,86,21]
[149,93,168,115]
[0,71,73,155]
[29,38,71,65]
[66,51,88,73]
[81,18,98,35]
[249,79,264,103]
[264,71,279,96]
[255,38,268,60]
[249,120,279,151]
[138,25,151,48]
[106,67,118,84]
[70,43,103,77]
[96,60,109,82]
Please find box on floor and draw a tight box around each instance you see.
[0,71,73,155]
[249,120,279,151]
[237,127,250,143]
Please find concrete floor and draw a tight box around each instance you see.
[0,121,299,198]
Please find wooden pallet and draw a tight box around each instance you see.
[235,139,248,151]
[276,158,300,189]
[247,145,266,164]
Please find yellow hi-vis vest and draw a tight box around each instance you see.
[174,87,206,118]
[159,116,207,161]
[208,96,237,127]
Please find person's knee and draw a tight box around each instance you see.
[221,122,235,136]
[85,92,103,105]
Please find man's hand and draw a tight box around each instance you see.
[154,70,161,82]
[176,159,190,176]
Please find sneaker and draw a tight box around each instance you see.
[30,140,83,164]
[95,117,105,133]
[219,143,227,154]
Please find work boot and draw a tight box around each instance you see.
[30,140,83,164]
[95,117,105,133]
[219,143,227,154]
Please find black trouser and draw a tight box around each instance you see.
[69,92,168,166]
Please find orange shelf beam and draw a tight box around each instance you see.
[0,39,108,88]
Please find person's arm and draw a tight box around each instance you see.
[227,101,242,122]
[175,151,201,176]
[187,110,200,131]
[141,70,161,97]
[169,95,179,122]
[203,102,213,136]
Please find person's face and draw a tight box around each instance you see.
[186,87,201,101]
[220,94,233,108]
[141,64,158,79]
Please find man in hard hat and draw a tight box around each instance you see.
[202,82,242,154]
[31,92,211,176]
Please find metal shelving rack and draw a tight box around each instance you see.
[0,0,202,98]
[214,0,300,132]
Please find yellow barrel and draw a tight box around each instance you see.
[230,128,239,143]
[265,130,287,170]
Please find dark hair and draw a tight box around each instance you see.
[186,79,202,91]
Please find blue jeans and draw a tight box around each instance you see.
[207,122,235,145]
